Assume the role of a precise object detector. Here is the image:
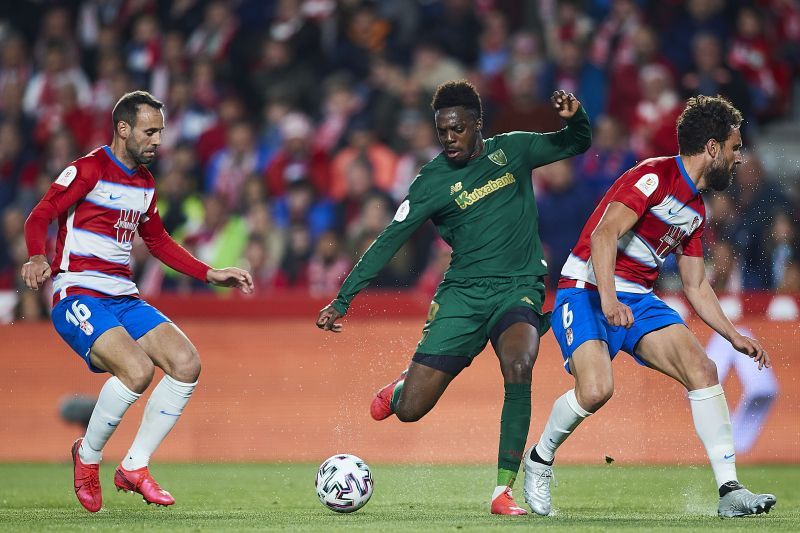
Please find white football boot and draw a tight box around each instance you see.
[717,481,776,517]
[523,445,554,516]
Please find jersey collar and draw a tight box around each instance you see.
[103,146,137,176]
[675,155,698,195]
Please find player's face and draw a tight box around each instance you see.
[435,106,482,167]
[126,105,165,166]
[706,127,742,192]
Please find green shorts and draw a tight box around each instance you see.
[416,276,550,360]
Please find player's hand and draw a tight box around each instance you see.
[21,255,51,290]
[551,90,581,119]
[206,267,254,294]
[601,298,634,328]
[316,303,344,333]
[731,333,771,369]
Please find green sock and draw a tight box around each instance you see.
[497,382,531,488]
[389,380,405,412]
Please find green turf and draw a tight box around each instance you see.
[0,463,796,531]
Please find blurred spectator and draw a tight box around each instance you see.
[125,14,161,88]
[182,194,249,291]
[630,64,682,159]
[663,0,731,73]
[478,10,511,82]
[410,39,467,95]
[308,230,352,297]
[330,120,397,200]
[421,0,481,67]
[707,239,742,293]
[330,1,392,79]
[0,33,31,98]
[186,1,240,63]
[415,238,452,298]
[0,122,38,212]
[160,76,215,157]
[33,82,95,153]
[272,179,335,241]
[195,96,246,169]
[539,40,606,123]
[191,59,221,111]
[542,0,594,61]
[391,117,441,202]
[33,6,81,67]
[269,0,323,68]
[727,6,792,122]
[489,63,562,136]
[728,152,792,289]
[242,235,280,293]
[589,0,644,71]
[157,169,204,238]
[266,112,332,197]
[765,211,797,289]
[316,74,364,153]
[680,33,752,129]
[247,202,286,274]
[607,25,677,128]
[150,30,189,103]
[249,37,317,114]
[574,115,637,201]
[278,223,312,288]
[205,121,271,211]
[23,43,91,118]
[535,159,596,288]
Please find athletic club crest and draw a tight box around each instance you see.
[114,209,141,243]
[488,149,507,166]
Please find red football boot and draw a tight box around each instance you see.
[370,371,407,421]
[114,465,175,506]
[71,438,102,512]
[491,486,528,515]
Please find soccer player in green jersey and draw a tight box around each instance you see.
[316,80,591,515]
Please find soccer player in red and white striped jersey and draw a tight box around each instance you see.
[523,96,776,518]
[21,91,253,513]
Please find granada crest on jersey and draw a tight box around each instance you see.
[114,209,142,243]
[488,149,507,166]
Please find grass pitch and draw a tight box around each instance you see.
[0,463,796,531]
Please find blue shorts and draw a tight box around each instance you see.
[551,288,685,373]
[52,295,171,373]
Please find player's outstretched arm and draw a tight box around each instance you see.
[316,304,344,333]
[676,254,771,369]
[207,267,254,294]
[21,255,52,291]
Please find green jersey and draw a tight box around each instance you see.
[332,108,591,314]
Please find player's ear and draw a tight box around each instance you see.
[116,120,130,139]
[706,138,718,159]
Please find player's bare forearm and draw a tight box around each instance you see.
[589,226,618,302]
[683,278,738,341]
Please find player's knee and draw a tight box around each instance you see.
[577,382,613,412]
[691,356,719,389]
[169,347,201,383]
[394,399,426,423]
[500,352,536,383]
[120,359,155,393]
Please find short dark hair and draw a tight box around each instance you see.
[677,95,742,155]
[431,80,483,121]
[112,90,164,129]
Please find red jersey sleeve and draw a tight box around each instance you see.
[137,190,211,282]
[607,167,668,218]
[24,162,100,256]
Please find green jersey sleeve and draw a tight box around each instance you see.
[516,106,592,168]
[332,174,442,314]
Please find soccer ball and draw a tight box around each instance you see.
[315,454,374,513]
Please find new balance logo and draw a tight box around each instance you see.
[450,182,462,195]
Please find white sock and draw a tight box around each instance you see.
[534,389,592,463]
[688,384,737,488]
[79,376,141,464]
[492,485,508,500]
[121,375,197,470]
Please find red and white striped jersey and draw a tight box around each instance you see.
[25,145,209,304]
[560,156,705,293]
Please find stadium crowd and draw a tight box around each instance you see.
[1,0,799,323]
